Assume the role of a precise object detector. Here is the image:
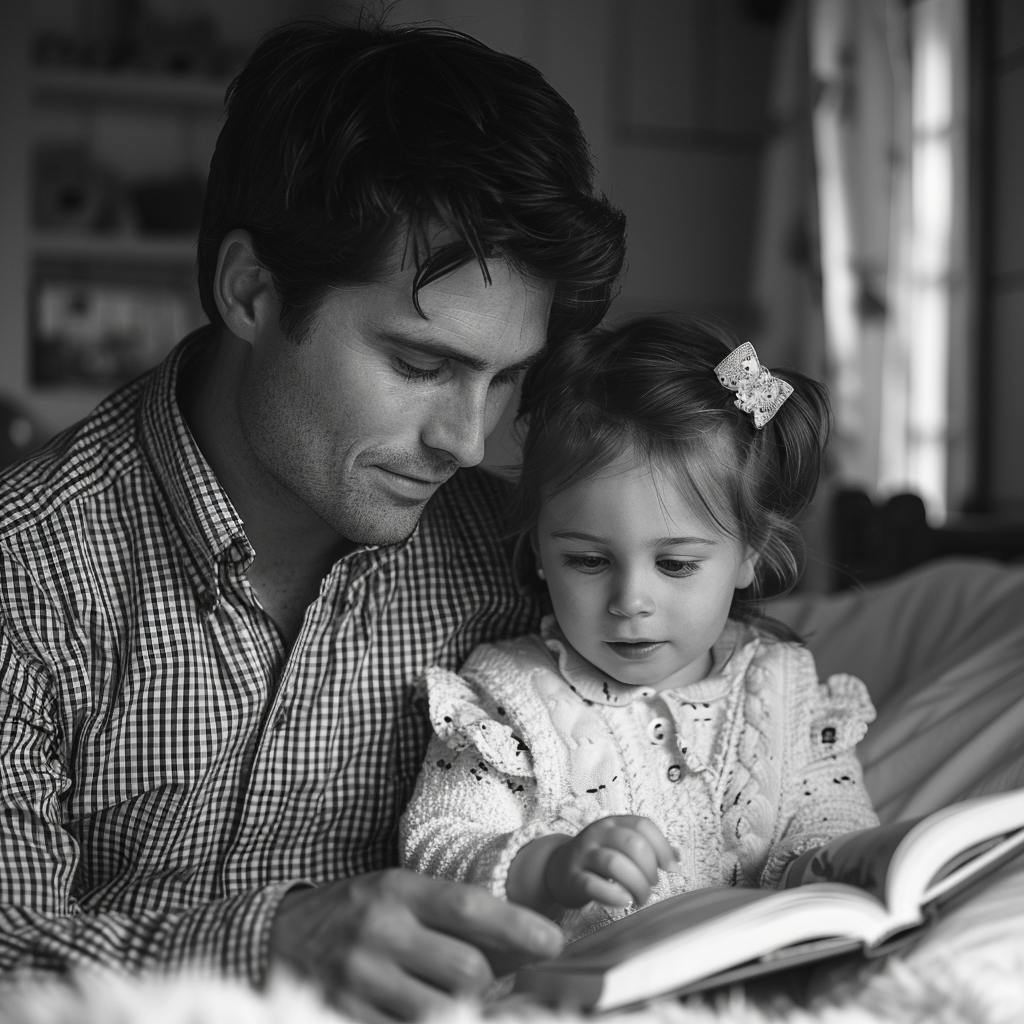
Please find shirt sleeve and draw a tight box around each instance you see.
[759,659,881,888]
[399,667,568,899]
[0,622,297,981]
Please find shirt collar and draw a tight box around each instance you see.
[138,329,418,614]
[540,614,749,706]
[138,330,246,612]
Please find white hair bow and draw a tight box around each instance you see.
[714,342,793,429]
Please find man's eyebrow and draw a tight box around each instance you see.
[379,331,543,375]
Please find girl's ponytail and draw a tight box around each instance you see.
[751,368,832,523]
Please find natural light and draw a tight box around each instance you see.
[812,0,965,523]
[903,0,955,520]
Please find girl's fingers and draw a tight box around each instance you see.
[548,817,682,910]
[629,818,680,872]
[585,816,679,876]
[584,846,655,906]
[578,872,634,908]
[598,826,662,886]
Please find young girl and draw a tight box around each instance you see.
[400,316,878,939]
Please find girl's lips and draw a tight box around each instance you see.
[605,640,666,660]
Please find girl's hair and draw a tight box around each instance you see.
[511,315,832,635]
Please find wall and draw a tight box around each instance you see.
[0,0,333,435]
[390,1,776,326]
[0,0,779,471]
[988,0,1024,516]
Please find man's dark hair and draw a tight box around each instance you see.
[197,18,626,341]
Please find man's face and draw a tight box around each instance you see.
[238,257,552,545]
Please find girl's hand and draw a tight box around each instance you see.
[543,816,679,909]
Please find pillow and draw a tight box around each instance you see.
[769,559,1024,824]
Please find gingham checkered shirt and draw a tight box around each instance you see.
[0,332,541,981]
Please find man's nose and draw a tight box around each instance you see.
[607,573,655,618]
[421,384,491,468]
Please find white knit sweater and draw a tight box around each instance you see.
[400,617,879,939]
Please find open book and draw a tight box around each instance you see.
[513,789,1024,1012]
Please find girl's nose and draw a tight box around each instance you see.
[608,578,655,618]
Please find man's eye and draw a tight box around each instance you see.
[563,554,608,573]
[491,368,523,389]
[658,559,700,577]
[394,357,445,382]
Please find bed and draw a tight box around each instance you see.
[3,558,1024,1023]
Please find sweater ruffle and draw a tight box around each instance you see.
[422,666,534,778]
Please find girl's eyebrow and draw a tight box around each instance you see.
[652,535,718,547]
[551,531,717,546]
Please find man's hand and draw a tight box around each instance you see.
[542,816,678,910]
[269,868,563,1022]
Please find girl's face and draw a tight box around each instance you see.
[535,455,757,691]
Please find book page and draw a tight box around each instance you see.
[558,887,772,967]
[921,828,1024,906]
[517,885,895,1011]
[887,790,1024,921]
[782,819,921,902]
[547,886,891,974]
[782,789,1024,928]
[592,886,890,1010]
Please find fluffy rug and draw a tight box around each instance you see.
[4,870,1024,1024]
[0,947,1020,1024]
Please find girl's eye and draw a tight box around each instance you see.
[658,559,700,578]
[563,554,608,573]
[394,357,445,382]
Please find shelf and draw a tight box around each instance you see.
[31,231,197,264]
[33,68,230,110]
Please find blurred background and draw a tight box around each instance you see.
[0,0,1021,588]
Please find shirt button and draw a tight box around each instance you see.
[647,717,669,744]
[638,687,656,699]
[667,764,682,783]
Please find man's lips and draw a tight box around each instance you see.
[386,469,452,485]
[605,640,667,661]
[374,465,456,500]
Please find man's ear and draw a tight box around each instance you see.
[213,229,276,344]
[735,546,759,591]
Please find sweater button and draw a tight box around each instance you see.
[667,764,682,783]
[647,717,669,744]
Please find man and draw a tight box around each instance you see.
[0,18,625,1022]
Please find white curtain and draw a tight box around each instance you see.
[753,0,970,523]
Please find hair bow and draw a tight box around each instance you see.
[714,342,793,429]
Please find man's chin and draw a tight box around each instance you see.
[313,465,456,548]
[323,498,429,549]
